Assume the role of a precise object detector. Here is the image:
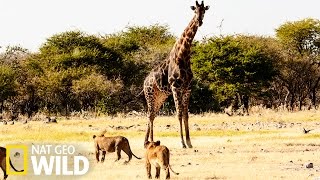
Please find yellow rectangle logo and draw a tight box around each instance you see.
[6,144,28,175]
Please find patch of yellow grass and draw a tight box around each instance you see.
[1,108,320,143]
[0,118,278,143]
[156,129,275,137]
[192,109,320,124]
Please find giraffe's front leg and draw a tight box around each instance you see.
[182,90,192,148]
[145,92,156,143]
[149,116,155,142]
[145,121,150,143]
[145,110,156,143]
[172,87,187,148]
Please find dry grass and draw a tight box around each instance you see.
[1,109,320,179]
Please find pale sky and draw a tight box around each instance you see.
[1,0,320,52]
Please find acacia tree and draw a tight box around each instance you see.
[30,31,124,115]
[192,35,279,113]
[0,46,31,115]
[276,18,320,109]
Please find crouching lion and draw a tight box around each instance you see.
[0,146,24,180]
[144,141,179,179]
[93,134,141,164]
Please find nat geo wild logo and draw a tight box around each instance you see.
[6,144,89,177]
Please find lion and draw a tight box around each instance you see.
[0,146,24,180]
[93,133,141,164]
[144,141,179,179]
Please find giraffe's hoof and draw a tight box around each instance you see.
[187,141,193,148]
[182,144,187,149]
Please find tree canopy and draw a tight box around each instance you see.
[192,35,279,112]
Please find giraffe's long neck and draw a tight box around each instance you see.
[170,15,199,63]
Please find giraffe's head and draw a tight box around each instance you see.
[191,1,209,27]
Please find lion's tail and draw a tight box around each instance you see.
[128,142,141,160]
[132,152,141,160]
[124,138,141,160]
[9,158,24,172]
[168,164,179,175]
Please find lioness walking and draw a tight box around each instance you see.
[93,134,141,164]
[144,141,179,179]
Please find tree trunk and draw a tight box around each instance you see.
[0,101,3,113]
[290,94,295,111]
[242,95,249,115]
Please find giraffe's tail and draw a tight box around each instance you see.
[122,89,144,105]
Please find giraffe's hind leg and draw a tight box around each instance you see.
[144,86,168,144]
[182,90,192,148]
[172,87,187,148]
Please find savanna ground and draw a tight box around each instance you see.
[1,108,320,180]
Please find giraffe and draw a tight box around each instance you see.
[143,1,209,148]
